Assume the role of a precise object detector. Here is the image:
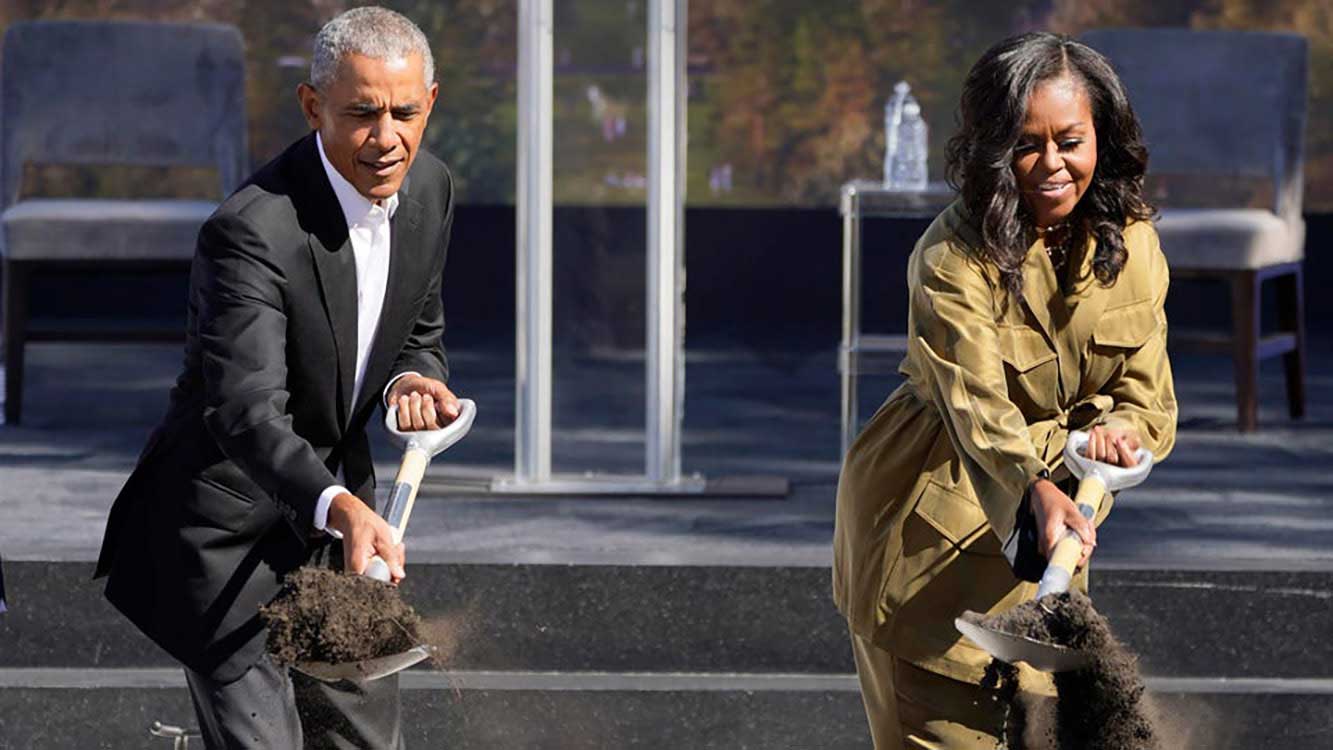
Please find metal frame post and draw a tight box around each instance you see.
[492,0,784,497]
[839,186,862,457]
[515,0,554,482]
[646,0,687,484]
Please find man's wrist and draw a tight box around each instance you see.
[315,485,349,539]
[383,371,422,408]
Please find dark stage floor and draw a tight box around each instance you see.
[1,335,1330,571]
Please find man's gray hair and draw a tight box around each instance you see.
[311,7,435,90]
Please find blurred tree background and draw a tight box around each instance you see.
[2,0,1330,210]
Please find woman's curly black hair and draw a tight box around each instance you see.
[945,32,1154,300]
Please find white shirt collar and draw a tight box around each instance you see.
[316,132,399,228]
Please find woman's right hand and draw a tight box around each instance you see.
[1029,478,1096,567]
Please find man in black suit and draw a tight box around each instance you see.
[95,8,459,748]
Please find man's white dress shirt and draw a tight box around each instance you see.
[311,133,415,534]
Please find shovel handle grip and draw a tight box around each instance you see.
[1036,474,1106,598]
[364,556,392,583]
[384,399,478,458]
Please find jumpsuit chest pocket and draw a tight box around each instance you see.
[1091,299,1160,350]
[998,326,1057,408]
[1085,299,1161,390]
[999,326,1056,371]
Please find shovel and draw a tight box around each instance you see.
[294,398,477,683]
[954,429,1153,672]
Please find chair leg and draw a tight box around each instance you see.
[3,260,30,425]
[1275,265,1306,420]
[1229,270,1259,432]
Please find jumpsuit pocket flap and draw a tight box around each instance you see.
[998,326,1056,372]
[1093,300,1160,348]
[913,480,989,545]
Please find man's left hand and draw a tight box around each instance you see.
[388,375,459,431]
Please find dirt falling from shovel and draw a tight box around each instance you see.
[261,568,425,665]
[981,591,1161,750]
[261,568,479,671]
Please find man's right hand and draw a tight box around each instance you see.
[325,492,406,584]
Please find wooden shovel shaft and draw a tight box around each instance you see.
[364,446,431,581]
[384,446,430,544]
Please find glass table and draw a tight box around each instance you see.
[839,180,955,455]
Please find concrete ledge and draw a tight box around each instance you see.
[2,670,1331,750]
[7,668,1333,695]
[4,562,1332,679]
[0,676,873,750]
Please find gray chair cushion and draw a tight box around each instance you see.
[1,199,216,261]
[1154,208,1304,271]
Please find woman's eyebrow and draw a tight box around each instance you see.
[1018,121,1090,139]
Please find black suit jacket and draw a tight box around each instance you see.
[95,133,454,682]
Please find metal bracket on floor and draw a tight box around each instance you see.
[150,721,202,749]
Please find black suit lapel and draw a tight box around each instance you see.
[309,235,358,427]
[292,134,358,428]
[353,176,425,421]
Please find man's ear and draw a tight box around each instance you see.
[297,82,322,131]
[424,81,439,116]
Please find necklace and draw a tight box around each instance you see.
[1046,241,1068,270]
[1038,224,1070,271]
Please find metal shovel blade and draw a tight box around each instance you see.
[955,611,1090,673]
[293,645,434,683]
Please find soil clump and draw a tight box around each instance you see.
[262,568,424,666]
[980,591,1160,750]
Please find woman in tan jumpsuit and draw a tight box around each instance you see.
[833,32,1177,748]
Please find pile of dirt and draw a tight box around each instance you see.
[981,659,1031,749]
[261,568,424,666]
[980,591,1160,750]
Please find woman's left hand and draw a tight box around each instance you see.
[1085,425,1141,467]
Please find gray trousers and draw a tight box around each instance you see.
[185,653,405,749]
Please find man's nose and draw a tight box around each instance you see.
[369,113,401,150]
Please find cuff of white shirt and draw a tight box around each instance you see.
[383,371,423,409]
[315,485,348,539]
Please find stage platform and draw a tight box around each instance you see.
[1,338,1330,748]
